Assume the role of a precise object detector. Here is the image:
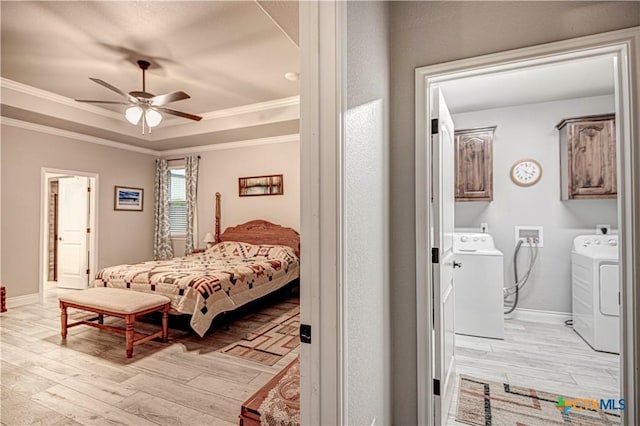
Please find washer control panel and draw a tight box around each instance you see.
[454,233,497,251]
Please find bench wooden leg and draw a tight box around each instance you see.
[60,302,68,339]
[125,314,135,358]
[98,313,104,325]
[162,304,169,342]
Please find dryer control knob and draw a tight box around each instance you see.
[609,239,618,246]
[460,236,468,242]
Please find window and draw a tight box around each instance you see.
[169,168,186,236]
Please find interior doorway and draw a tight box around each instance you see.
[40,168,98,299]
[415,29,639,425]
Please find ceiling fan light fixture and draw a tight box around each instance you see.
[78,59,201,134]
[284,72,299,81]
[145,108,163,128]
[125,105,143,125]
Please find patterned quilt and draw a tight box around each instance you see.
[91,241,300,337]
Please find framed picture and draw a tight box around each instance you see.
[114,186,144,211]
[239,174,284,197]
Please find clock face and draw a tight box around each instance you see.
[511,159,542,186]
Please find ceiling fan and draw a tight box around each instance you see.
[75,60,202,133]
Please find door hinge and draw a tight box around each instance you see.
[431,118,439,135]
[87,228,91,234]
[432,247,439,264]
[87,186,91,192]
[86,268,90,275]
[433,379,441,396]
[300,324,311,344]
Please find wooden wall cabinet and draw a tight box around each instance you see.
[455,126,496,202]
[557,113,616,200]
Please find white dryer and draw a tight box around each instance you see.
[454,233,504,339]
[571,235,619,353]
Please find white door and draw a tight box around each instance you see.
[431,87,456,424]
[57,176,89,289]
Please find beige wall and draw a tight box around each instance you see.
[167,140,300,254]
[388,2,640,423]
[1,125,156,298]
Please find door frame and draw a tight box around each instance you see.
[39,167,99,300]
[299,1,347,425]
[415,27,640,425]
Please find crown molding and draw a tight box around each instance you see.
[159,133,299,156]
[2,77,299,140]
[198,95,300,121]
[0,117,158,156]
[2,116,299,157]
[2,76,298,126]
[1,77,124,121]
[255,1,299,48]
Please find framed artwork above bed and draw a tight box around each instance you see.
[238,174,283,197]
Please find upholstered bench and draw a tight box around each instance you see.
[59,287,171,358]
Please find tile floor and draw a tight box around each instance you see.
[1,287,299,426]
[447,318,620,424]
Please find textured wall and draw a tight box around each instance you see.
[1,125,156,298]
[389,2,640,423]
[346,2,391,424]
[455,95,617,314]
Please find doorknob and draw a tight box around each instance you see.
[58,237,63,241]
[453,261,462,269]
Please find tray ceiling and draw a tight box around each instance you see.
[1,1,299,151]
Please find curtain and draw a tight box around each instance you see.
[154,159,174,260]
[184,155,200,254]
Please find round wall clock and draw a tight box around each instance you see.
[510,158,542,186]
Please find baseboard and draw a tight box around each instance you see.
[507,308,571,324]
[6,293,40,309]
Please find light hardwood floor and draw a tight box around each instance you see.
[447,318,620,425]
[1,288,299,426]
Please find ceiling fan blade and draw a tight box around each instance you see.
[151,91,191,107]
[89,78,138,103]
[75,99,129,105]
[156,107,202,121]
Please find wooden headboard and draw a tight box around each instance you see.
[214,192,300,257]
[220,220,300,256]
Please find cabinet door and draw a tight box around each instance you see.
[570,118,616,198]
[455,128,494,201]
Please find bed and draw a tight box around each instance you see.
[91,193,300,337]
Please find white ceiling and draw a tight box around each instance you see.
[0,1,299,151]
[439,55,615,114]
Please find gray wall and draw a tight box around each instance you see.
[454,95,617,314]
[1,125,156,298]
[388,2,640,423]
[346,2,390,425]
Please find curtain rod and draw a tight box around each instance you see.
[156,155,201,162]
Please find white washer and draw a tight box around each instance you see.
[454,233,504,339]
[571,235,620,353]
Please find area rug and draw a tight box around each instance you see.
[259,357,300,426]
[456,375,621,426]
[220,305,299,365]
